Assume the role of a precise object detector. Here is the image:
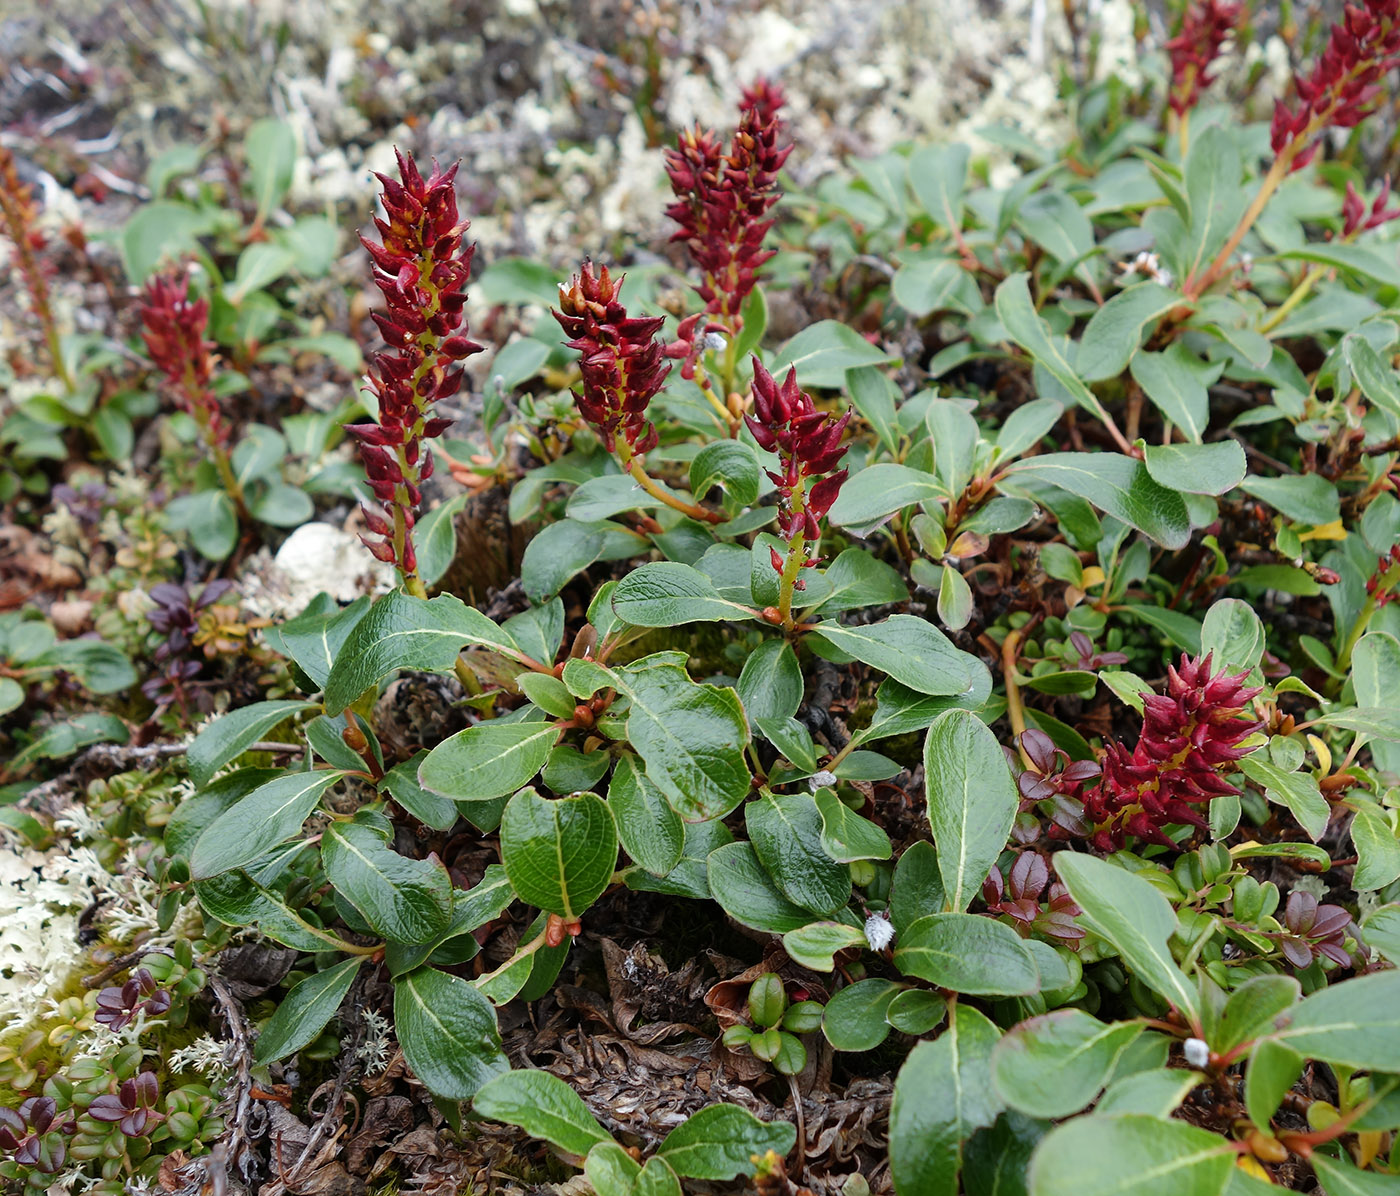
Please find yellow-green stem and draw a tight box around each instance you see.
[1258,261,1328,334]
[474,928,549,988]
[776,529,807,632]
[621,452,723,524]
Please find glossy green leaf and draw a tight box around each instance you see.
[611,561,758,625]
[783,921,866,971]
[737,638,804,723]
[690,441,760,507]
[827,464,945,529]
[1268,969,1400,1070]
[606,754,684,877]
[1237,753,1328,841]
[747,790,851,914]
[1027,1114,1234,1196]
[810,615,979,697]
[894,913,1039,996]
[767,319,892,390]
[890,1005,1003,1196]
[1053,853,1199,1024]
[813,788,892,862]
[1129,344,1217,443]
[472,1069,610,1158]
[822,978,902,1051]
[500,788,617,920]
[393,966,508,1100]
[657,1103,795,1180]
[1078,283,1180,382]
[262,595,371,690]
[585,1142,642,1196]
[418,719,558,804]
[1002,453,1191,549]
[924,709,1019,912]
[253,957,361,1064]
[615,661,752,822]
[1244,1038,1304,1132]
[190,770,346,879]
[1142,441,1246,496]
[186,700,318,788]
[322,820,453,944]
[991,1010,1142,1118]
[324,591,525,714]
[707,842,813,933]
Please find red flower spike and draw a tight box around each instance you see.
[1079,653,1262,851]
[1166,2,1244,117]
[745,357,850,543]
[665,80,791,355]
[552,261,670,455]
[350,150,482,586]
[1343,176,1400,237]
[141,269,229,450]
[1271,1,1400,171]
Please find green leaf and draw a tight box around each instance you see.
[891,839,946,933]
[1200,599,1266,675]
[996,399,1065,461]
[1002,453,1191,549]
[190,770,346,880]
[611,562,758,626]
[471,1069,611,1158]
[167,489,239,560]
[1351,800,1400,892]
[852,675,992,747]
[828,463,944,529]
[810,615,981,696]
[1094,1069,1197,1118]
[586,1142,642,1196]
[1129,344,1217,443]
[924,709,1019,912]
[477,256,561,306]
[245,118,297,222]
[1273,243,1400,288]
[783,921,867,971]
[393,967,508,1100]
[418,720,558,804]
[747,790,851,915]
[1214,974,1300,1054]
[520,518,644,602]
[813,788,892,862]
[1315,707,1400,744]
[811,547,910,615]
[324,591,524,714]
[1122,604,1204,653]
[893,256,978,317]
[262,595,371,690]
[252,957,361,1064]
[614,661,752,822]
[1053,853,1200,1024]
[894,913,1040,996]
[416,493,469,587]
[500,788,617,920]
[991,1010,1141,1119]
[656,1103,796,1181]
[1016,189,1095,282]
[886,989,948,1035]
[690,441,760,507]
[767,319,892,389]
[227,243,296,302]
[1078,284,1180,382]
[489,337,551,391]
[1237,753,1329,841]
[121,202,220,283]
[1244,1038,1304,1132]
[908,143,970,232]
[994,273,1106,422]
[385,865,516,978]
[737,639,803,724]
[322,820,453,944]
[847,366,901,454]
[41,639,137,695]
[187,700,318,788]
[1310,1153,1400,1196]
[1142,441,1246,496]
[707,842,813,933]
[1238,474,1339,526]
[1268,969,1400,1070]
[822,978,901,1051]
[607,754,683,877]
[1027,1114,1234,1196]
[890,1005,1003,1196]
